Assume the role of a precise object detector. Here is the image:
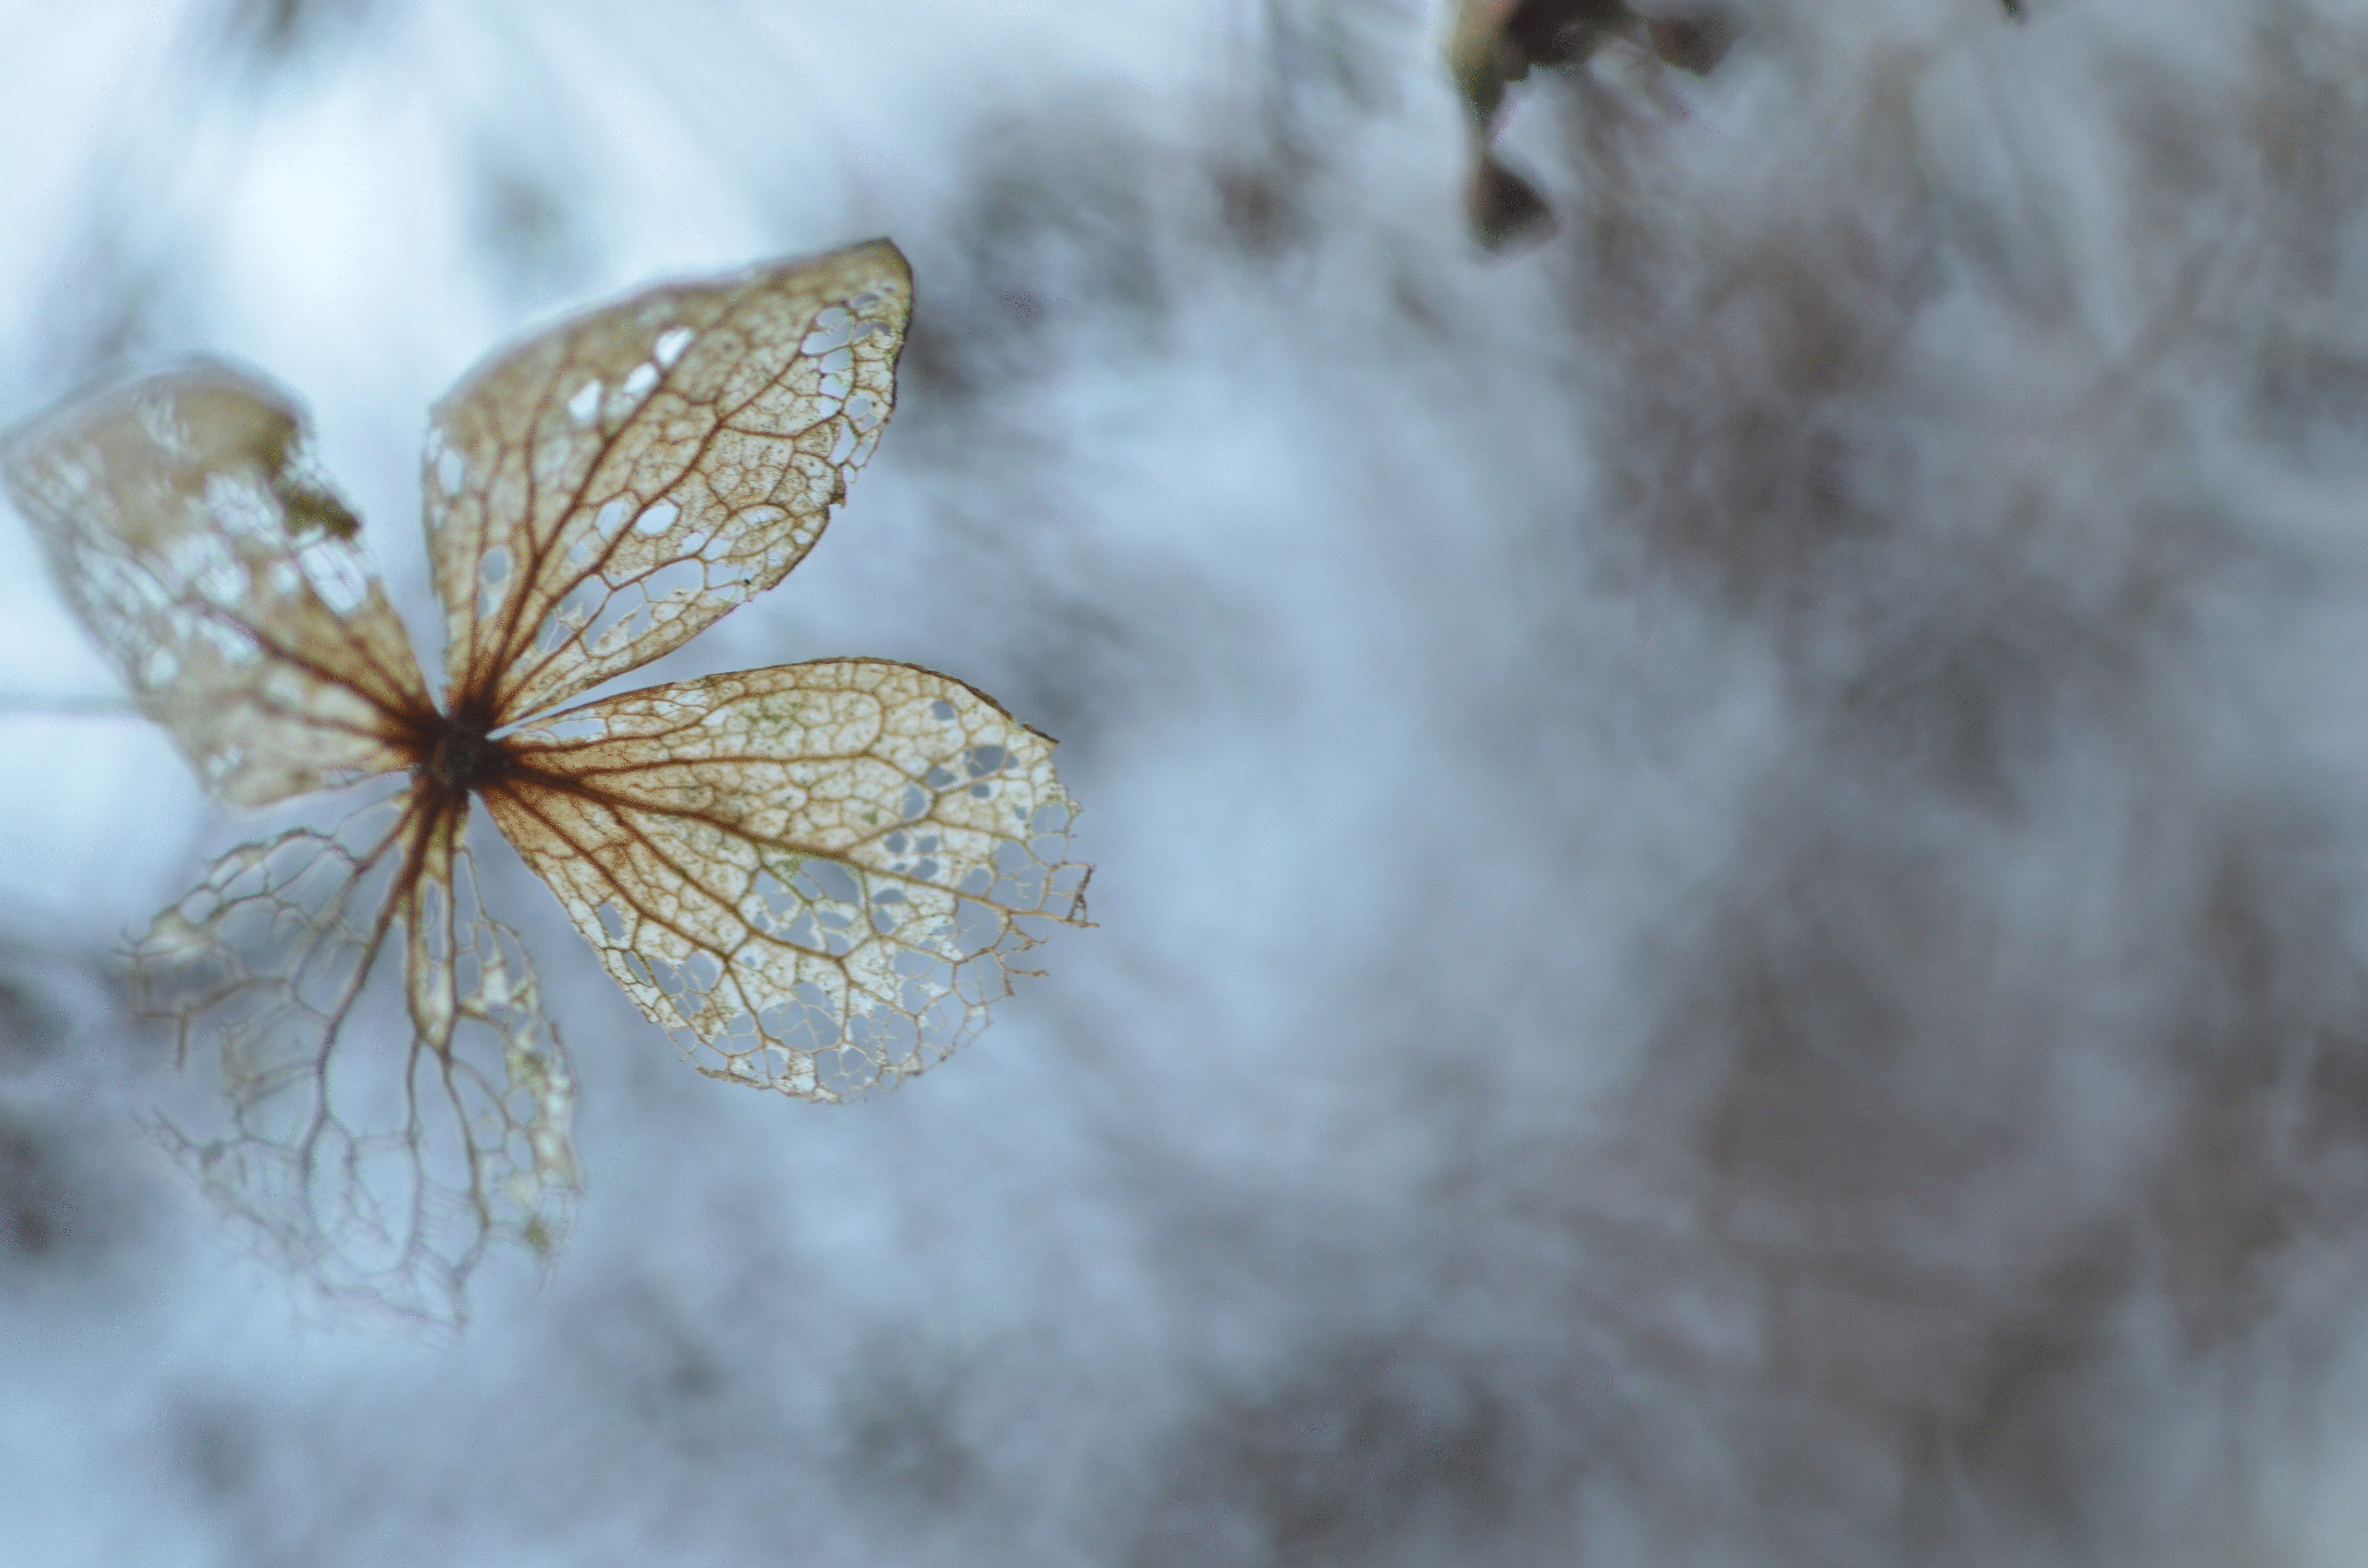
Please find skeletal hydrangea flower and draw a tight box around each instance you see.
[0,241,1089,1326]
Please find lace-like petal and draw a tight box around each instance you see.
[426,241,912,725]
[1,363,432,805]
[136,791,577,1327]
[7,239,1085,1328]
[488,660,1088,1099]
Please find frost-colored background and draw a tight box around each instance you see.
[7,0,2368,1562]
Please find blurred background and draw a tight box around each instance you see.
[8,0,2368,1561]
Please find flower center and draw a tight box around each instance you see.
[425,712,509,797]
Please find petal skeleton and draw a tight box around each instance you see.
[427,240,911,725]
[493,661,1087,1099]
[0,365,434,806]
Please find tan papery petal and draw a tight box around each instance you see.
[490,660,1088,1100]
[426,240,911,726]
[1,363,432,806]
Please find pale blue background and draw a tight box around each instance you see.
[4,1,2368,1563]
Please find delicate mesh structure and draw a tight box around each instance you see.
[496,661,1087,1098]
[0,365,431,806]
[425,241,911,723]
[135,793,576,1323]
[0,239,1086,1324]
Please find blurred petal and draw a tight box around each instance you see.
[0,363,432,805]
[137,790,576,1327]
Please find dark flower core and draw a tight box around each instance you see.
[420,708,510,802]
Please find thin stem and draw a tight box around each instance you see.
[0,691,140,716]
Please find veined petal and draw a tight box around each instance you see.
[489,659,1087,1100]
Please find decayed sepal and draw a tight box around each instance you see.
[490,659,1088,1100]
[426,240,913,725]
[134,790,577,1328]
[0,362,432,806]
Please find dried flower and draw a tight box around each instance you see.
[1,241,1088,1323]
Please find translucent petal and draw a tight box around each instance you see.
[426,240,912,726]
[135,789,578,1328]
[0,363,433,806]
[487,660,1089,1100]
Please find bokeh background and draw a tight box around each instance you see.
[9,0,2368,1561]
